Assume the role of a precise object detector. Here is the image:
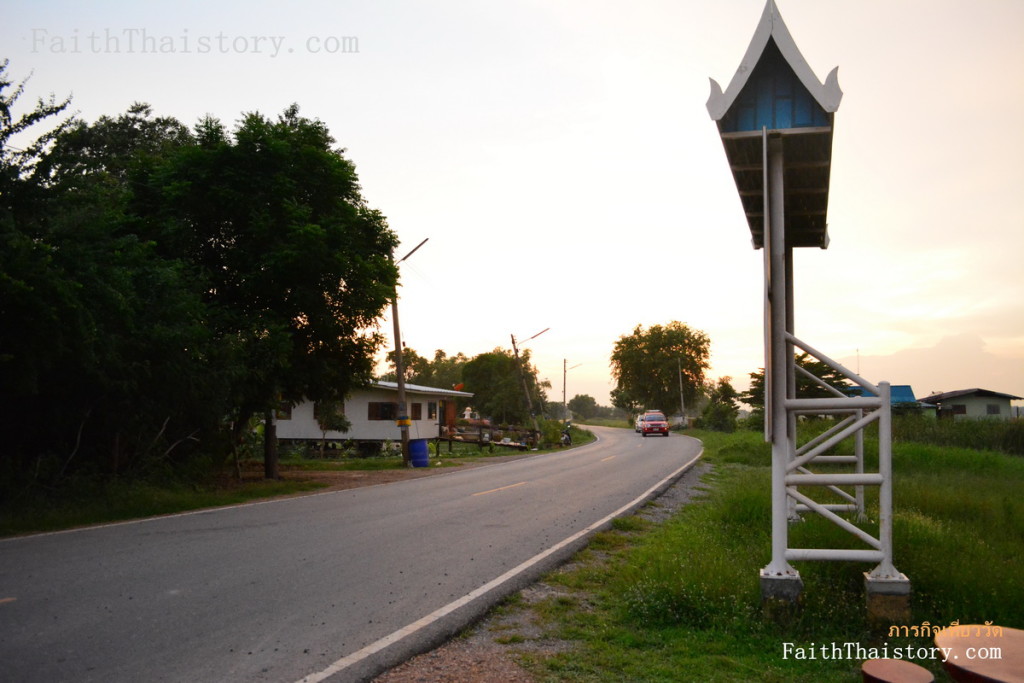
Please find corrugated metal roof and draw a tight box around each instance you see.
[372,381,474,398]
[847,385,922,405]
[918,388,1023,404]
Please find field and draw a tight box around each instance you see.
[508,426,1024,682]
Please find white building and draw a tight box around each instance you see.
[274,381,473,443]
[918,388,1023,421]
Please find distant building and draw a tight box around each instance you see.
[275,381,473,444]
[845,385,934,415]
[918,389,1023,421]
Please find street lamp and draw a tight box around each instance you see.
[392,237,428,466]
[510,327,548,448]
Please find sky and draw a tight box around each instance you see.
[5,0,1023,409]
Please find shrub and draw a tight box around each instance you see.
[893,415,1024,456]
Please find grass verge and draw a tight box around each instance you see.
[514,429,1024,682]
[1,427,597,537]
[0,476,327,537]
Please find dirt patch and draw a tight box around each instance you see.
[275,452,542,493]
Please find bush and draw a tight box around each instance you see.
[699,402,737,432]
[893,415,1024,456]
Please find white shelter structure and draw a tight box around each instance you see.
[708,1,909,615]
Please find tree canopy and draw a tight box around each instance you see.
[1,63,397,486]
[700,377,740,432]
[462,348,548,425]
[738,352,852,430]
[381,348,469,391]
[609,321,711,416]
[567,394,600,420]
[738,352,852,411]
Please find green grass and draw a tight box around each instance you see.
[580,418,632,429]
[0,476,327,537]
[519,429,1024,682]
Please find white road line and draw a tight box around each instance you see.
[296,443,704,683]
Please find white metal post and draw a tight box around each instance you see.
[871,381,898,578]
[855,408,866,519]
[764,134,796,578]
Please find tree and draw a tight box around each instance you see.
[157,105,398,477]
[380,348,469,390]
[2,70,213,482]
[315,400,351,458]
[419,350,469,390]
[609,321,711,417]
[462,348,547,425]
[567,394,600,420]
[1,82,398,485]
[380,347,428,384]
[700,377,740,432]
[739,352,851,427]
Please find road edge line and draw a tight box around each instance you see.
[297,437,704,683]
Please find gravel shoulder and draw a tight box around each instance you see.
[364,459,712,683]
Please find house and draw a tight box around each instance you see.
[275,381,474,444]
[918,389,1023,421]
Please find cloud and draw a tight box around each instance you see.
[839,334,1024,402]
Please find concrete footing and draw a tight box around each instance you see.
[865,572,911,631]
[760,571,803,620]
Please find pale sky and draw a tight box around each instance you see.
[5,0,1022,408]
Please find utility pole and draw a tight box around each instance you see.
[511,328,548,447]
[677,357,686,429]
[392,238,428,466]
[563,359,581,418]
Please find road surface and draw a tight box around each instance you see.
[0,426,702,682]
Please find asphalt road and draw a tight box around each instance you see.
[0,426,702,682]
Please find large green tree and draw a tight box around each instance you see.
[567,394,600,420]
[156,106,398,477]
[1,69,208,481]
[462,348,547,425]
[610,321,710,416]
[1,68,398,484]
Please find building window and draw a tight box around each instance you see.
[411,403,422,420]
[987,404,1002,416]
[951,405,967,415]
[428,402,438,420]
[368,402,399,420]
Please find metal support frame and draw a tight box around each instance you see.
[760,132,904,600]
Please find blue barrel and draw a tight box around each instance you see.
[409,439,429,467]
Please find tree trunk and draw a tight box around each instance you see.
[263,409,279,480]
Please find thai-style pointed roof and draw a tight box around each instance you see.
[707,0,842,121]
[707,0,842,249]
